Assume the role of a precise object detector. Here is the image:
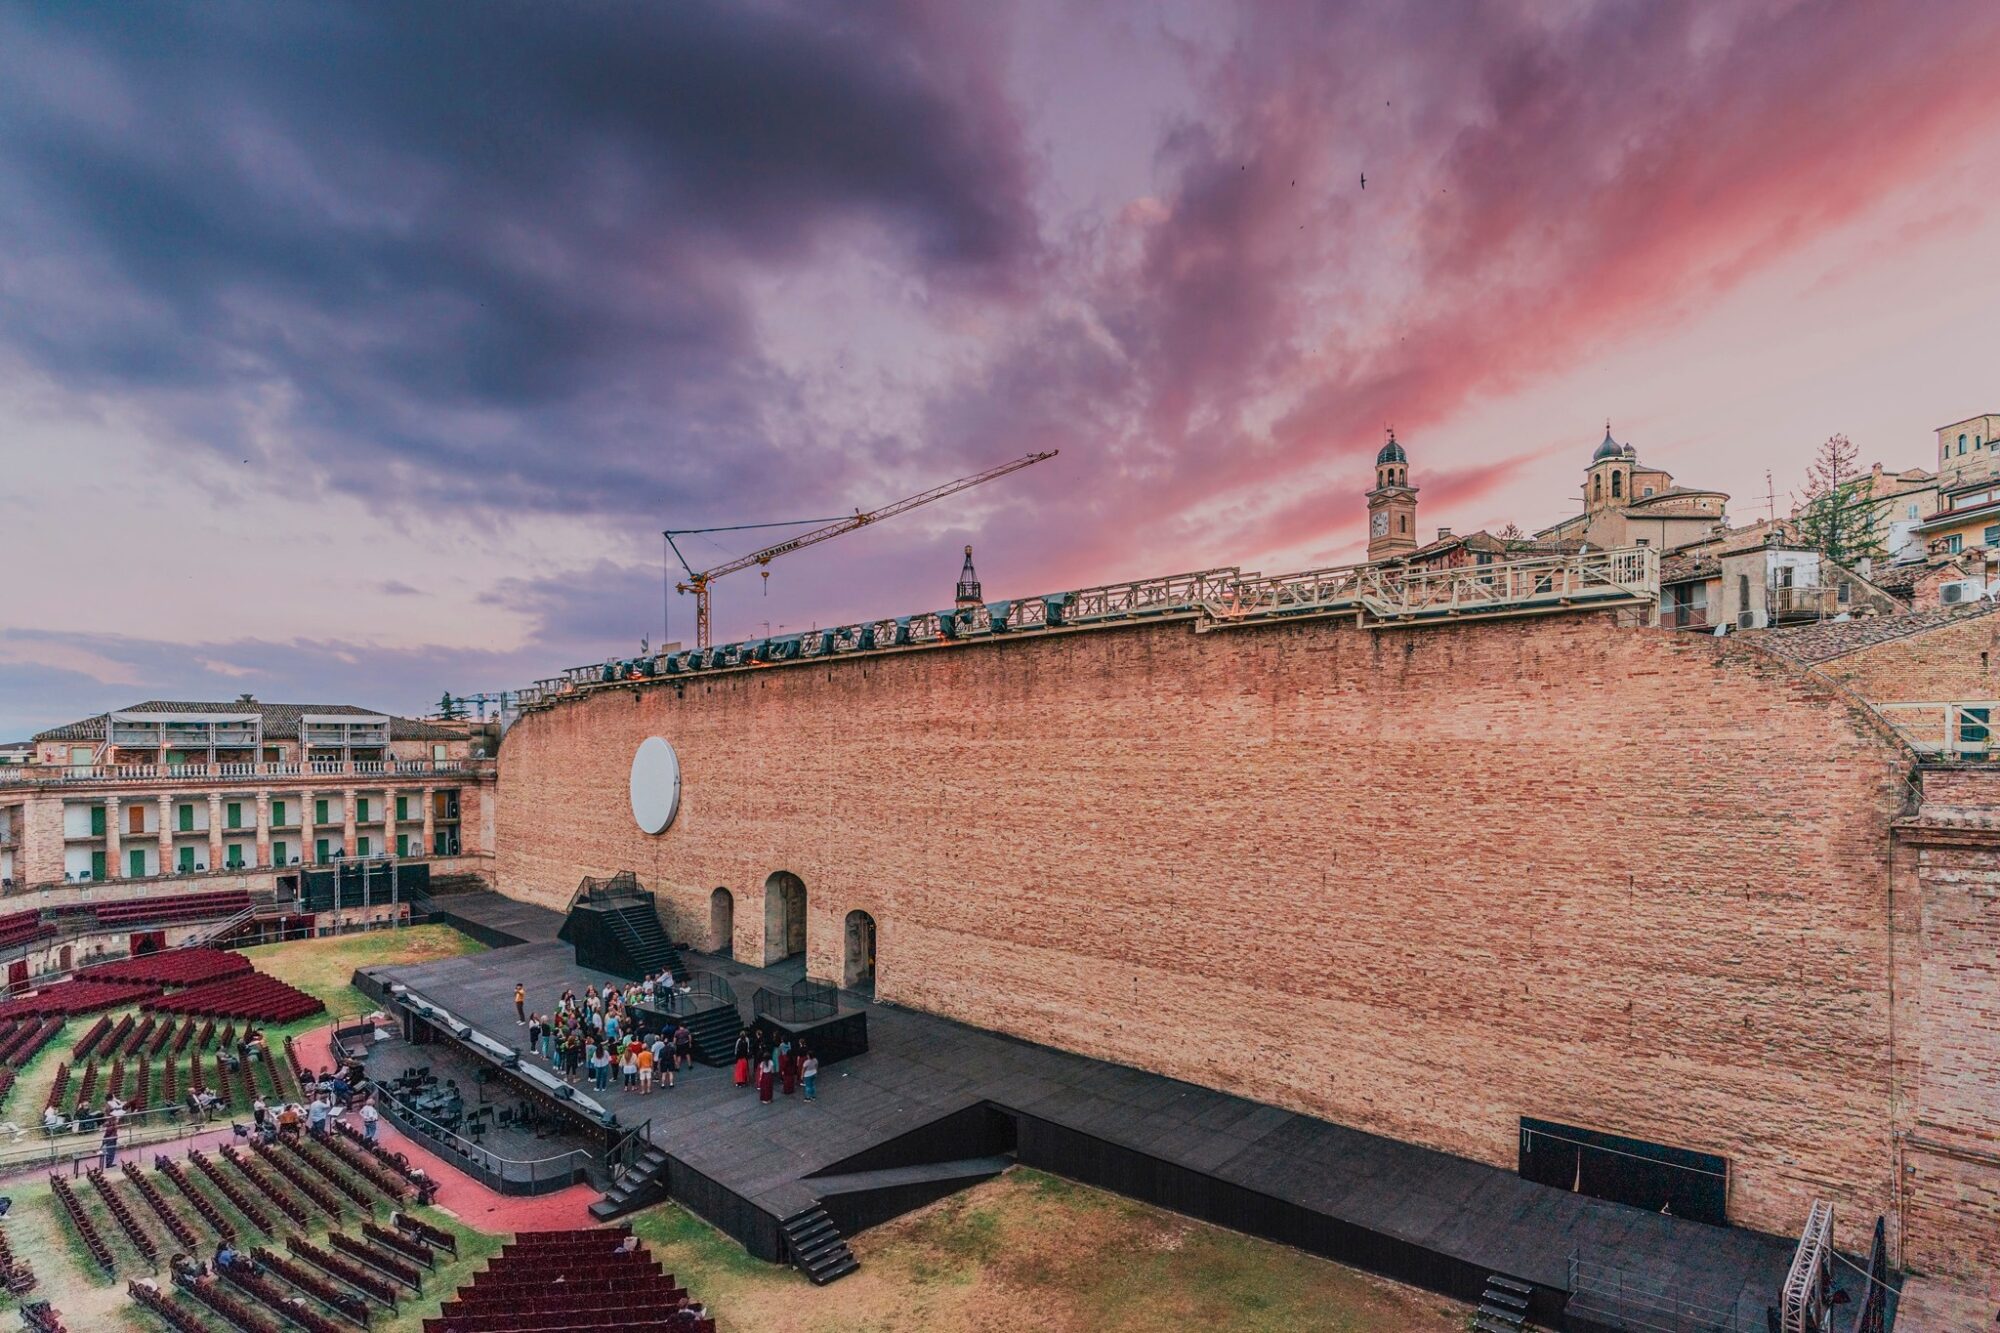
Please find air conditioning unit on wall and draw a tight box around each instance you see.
[1941,579,1983,606]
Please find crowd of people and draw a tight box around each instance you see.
[731,1027,818,1104]
[514,971,822,1108]
[522,974,699,1094]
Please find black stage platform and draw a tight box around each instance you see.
[366,893,1804,1328]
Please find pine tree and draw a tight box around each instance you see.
[1795,434,1884,569]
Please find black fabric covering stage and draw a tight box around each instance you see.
[368,892,1803,1328]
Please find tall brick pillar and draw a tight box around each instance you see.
[342,788,358,859]
[421,786,436,859]
[254,790,271,869]
[104,795,122,881]
[157,793,174,879]
[207,793,224,872]
[300,792,316,867]
[383,789,398,861]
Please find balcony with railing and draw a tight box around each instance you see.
[0,758,493,788]
[1767,585,1839,623]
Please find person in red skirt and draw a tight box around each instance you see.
[757,1052,776,1104]
[732,1028,753,1087]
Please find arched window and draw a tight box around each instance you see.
[1961,434,1969,455]
[1611,472,1623,498]
[1398,514,1407,533]
[1594,475,1603,502]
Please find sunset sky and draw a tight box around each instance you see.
[3,1,1999,738]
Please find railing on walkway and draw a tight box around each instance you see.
[514,547,1662,711]
[0,758,495,787]
[752,976,838,1025]
[0,1102,229,1181]
[372,1082,595,1196]
[1876,700,2000,761]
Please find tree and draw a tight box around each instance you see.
[1794,434,1884,569]
[437,692,466,721]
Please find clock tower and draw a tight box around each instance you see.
[1366,429,1418,561]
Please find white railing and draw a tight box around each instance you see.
[1875,701,2000,761]
[0,759,494,787]
[513,547,1660,709]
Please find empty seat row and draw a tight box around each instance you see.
[145,973,324,1023]
[80,947,254,987]
[0,980,161,1022]
[94,890,250,928]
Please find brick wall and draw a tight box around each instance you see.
[497,612,1913,1249]
[1814,607,2000,704]
[1891,790,2000,1283]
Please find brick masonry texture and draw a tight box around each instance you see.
[495,612,1932,1254]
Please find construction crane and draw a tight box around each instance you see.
[664,450,1057,649]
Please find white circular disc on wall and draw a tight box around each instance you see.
[630,737,682,834]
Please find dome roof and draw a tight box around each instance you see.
[1592,427,1621,462]
[1376,433,1407,465]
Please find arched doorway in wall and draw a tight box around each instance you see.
[709,888,734,957]
[843,911,877,996]
[763,871,807,965]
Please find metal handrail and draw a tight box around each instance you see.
[514,547,1662,711]
[371,1082,593,1195]
[650,971,736,1017]
[751,977,837,1025]
[0,1101,228,1180]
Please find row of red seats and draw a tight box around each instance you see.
[430,1229,711,1333]
[79,947,253,987]
[123,1162,202,1252]
[145,973,324,1022]
[427,1312,713,1333]
[0,910,51,950]
[0,1017,61,1067]
[93,890,249,928]
[445,1275,682,1304]
[0,979,161,1021]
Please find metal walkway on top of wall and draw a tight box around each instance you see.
[516,546,1660,711]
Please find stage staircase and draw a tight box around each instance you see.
[780,1205,858,1285]
[589,1140,671,1221]
[678,1004,742,1067]
[1474,1273,1532,1332]
[602,901,687,982]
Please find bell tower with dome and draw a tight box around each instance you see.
[1365,428,1419,561]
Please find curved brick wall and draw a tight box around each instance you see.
[496,612,1910,1244]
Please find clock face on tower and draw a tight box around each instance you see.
[1371,511,1389,537]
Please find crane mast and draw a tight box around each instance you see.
[665,450,1057,649]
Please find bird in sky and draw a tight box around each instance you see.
[1360,172,1367,189]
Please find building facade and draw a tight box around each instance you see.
[1,699,496,898]
[1537,428,1729,550]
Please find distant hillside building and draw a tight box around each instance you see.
[1536,427,1728,551]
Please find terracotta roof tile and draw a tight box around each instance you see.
[1755,601,2000,666]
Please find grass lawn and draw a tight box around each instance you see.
[0,926,487,1141]
[627,1167,1469,1333]
[238,924,488,1021]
